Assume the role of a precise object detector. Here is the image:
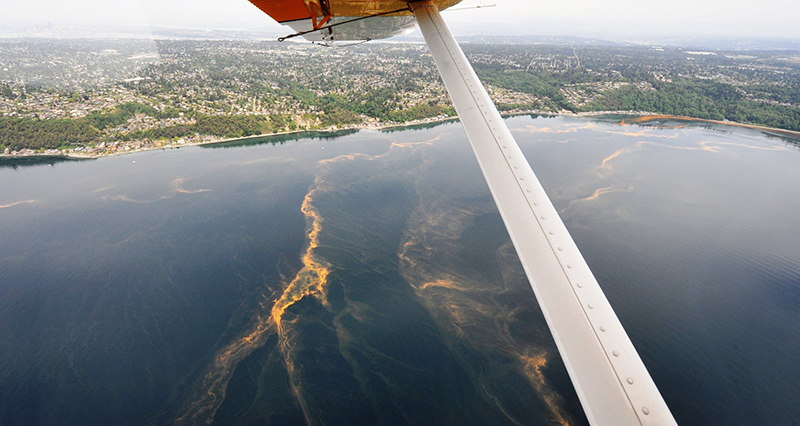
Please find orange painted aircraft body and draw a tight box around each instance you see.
[247,0,462,42]
[248,0,461,22]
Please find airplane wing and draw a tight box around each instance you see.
[247,0,459,42]
[247,1,679,424]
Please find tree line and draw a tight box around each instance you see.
[583,79,800,131]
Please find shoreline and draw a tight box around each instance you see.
[616,113,800,139]
[0,115,466,161]
[3,111,798,161]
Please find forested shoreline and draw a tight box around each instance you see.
[2,39,798,154]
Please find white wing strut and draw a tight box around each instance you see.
[410,2,678,425]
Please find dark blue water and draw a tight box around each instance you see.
[1,116,798,426]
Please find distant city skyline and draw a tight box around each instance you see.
[3,0,799,40]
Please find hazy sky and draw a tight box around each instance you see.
[3,0,799,39]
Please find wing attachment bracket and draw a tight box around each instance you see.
[308,0,333,29]
[278,6,411,41]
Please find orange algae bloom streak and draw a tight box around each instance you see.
[267,181,333,426]
[271,183,331,332]
[520,352,574,426]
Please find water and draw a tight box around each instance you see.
[1,116,798,426]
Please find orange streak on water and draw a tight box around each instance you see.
[271,180,330,331]
[584,186,614,201]
[0,199,35,209]
[600,147,630,170]
[171,178,211,194]
[420,278,463,291]
[174,310,274,426]
[390,135,441,148]
[176,179,331,426]
[319,154,360,164]
[623,114,800,138]
[269,177,332,425]
[520,353,573,426]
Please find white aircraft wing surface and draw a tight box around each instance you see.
[410,2,678,425]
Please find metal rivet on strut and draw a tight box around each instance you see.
[612,350,619,357]
[626,377,634,385]
[642,407,650,415]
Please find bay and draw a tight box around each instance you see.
[1,115,798,426]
